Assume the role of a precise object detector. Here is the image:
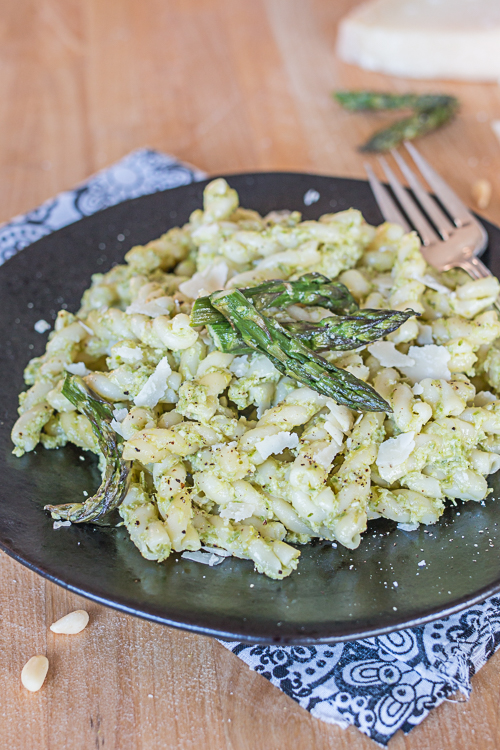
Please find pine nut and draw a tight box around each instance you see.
[50,609,89,634]
[471,179,492,210]
[21,655,49,692]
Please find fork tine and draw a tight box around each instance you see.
[404,142,475,227]
[363,162,411,232]
[378,157,439,246]
[390,149,455,240]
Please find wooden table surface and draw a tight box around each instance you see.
[2,1,500,748]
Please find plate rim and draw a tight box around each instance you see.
[1,169,499,645]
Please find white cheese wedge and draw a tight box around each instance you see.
[134,357,172,408]
[337,0,500,81]
[376,431,416,482]
[254,431,299,460]
[178,262,228,299]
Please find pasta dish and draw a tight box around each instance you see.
[11,179,500,579]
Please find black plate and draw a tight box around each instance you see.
[1,172,500,645]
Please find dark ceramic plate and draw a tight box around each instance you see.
[1,172,500,645]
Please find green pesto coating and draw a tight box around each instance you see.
[44,375,131,523]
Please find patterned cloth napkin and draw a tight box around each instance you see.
[2,148,500,746]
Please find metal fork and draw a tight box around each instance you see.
[364,141,492,284]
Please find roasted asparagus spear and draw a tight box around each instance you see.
[334,91,459,152]
[210,289,391,412]
[45,375,131,523]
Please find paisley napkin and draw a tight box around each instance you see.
[2,148,500,746]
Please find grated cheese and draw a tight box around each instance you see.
[254,431,299,460]
[134,357,172,408]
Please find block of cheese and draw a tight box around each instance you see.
[337,0,500,81]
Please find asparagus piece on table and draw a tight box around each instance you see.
[334,91,459,152]
[45,375,132,523]
[211,289,391,412]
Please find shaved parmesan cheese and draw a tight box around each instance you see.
[181,550,226,566]
[397,522,419,532]
[134,357,172,408]
[324,420,344,447]
[230,355,250,378]
[474,390,497,406]
[337,0,500,81]
[417,324,433,346]
[314,443,340,469]
[376,431,415,482]
[112,408,128,422]
[34,319,51,334]
[368,341,415,368]
[110,419,126,438]
[248,355,279,378]
[179,262,228,299]
[399,345,451,384]
[219,501,261,522]
[413,274,450,295]
[325,401,353,432]
[53,520,72,529]
[202,545,232,557]
[113,344,143,362]
[126,298,172,318]
[65,362,90,376]
[78,321,94,335]
[254,431,299,460]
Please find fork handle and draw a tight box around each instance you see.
[458,257,500,314]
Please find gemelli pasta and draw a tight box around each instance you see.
[11,178,500,578]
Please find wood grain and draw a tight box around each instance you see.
[1,1,500,748]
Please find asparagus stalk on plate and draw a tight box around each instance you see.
[45,375,131,523]
[192,274,416,357]
[210,288,392,412]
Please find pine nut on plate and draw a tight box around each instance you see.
[50,609,89,634]
[21,655,49,692]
